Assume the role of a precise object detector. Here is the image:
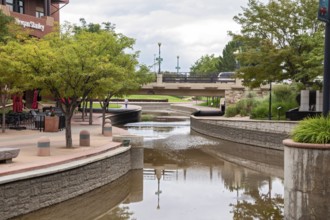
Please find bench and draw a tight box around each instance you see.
[0,148,20,163]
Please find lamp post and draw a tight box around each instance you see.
[175,56,180,74]
[157,42,162,75]
[318,0,330,115]
[323,23,330,116]
[268,81,272,120]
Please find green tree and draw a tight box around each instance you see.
[0,12,29,133]
[21,27,143,147]
[0,10,13,42]
[231,0,324,88]
[190,54,219,76]
[70,20,153,132]
[218,41,240,72]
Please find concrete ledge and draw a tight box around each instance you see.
[191,116,298,150]
[113,134,144,147]
[283,139,330,149]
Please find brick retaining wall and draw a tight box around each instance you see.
[0,147,142,220]
[191,116,298,150]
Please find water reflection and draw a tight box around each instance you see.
[126,121,284,220]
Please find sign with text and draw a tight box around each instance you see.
[319,0,330,23]
[15,18,45,32]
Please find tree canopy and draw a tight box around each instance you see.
[231,0,324,88]
[16,23,151,147]
[218,41,240,72]
[0,11,30,132]
[190,54,219,76]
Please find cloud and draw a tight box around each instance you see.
[60,0,267,72]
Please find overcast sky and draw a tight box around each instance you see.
[60,0,267,73]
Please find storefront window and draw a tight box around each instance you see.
[6,0,24,13]
[36,7,44,18]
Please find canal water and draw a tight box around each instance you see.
[15,120,284,220]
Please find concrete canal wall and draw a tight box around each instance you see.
[191,116,298,150]
[0,146,143,220]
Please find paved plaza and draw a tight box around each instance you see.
[0,113,129,177]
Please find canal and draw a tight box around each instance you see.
[15,120,284,220]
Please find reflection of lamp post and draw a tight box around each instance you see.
[155,168,162,209]
[175,56,180,74]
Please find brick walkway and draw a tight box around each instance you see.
[0,113,129,176]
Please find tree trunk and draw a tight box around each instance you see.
[65,112,73,148]
[1,94,6,133]
[82,100,86,122]
[89,99,93,125]
[102,105,106,135]
[2,103,5,133]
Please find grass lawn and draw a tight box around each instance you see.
[123,95,190,103]
[40,95,190,110]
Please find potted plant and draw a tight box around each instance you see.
[44,107,59,132]
[283,115,330,148]
[282,115,330,219]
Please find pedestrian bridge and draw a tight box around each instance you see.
[138,74,269,100]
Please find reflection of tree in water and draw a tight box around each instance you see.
[230,190,284,220]
[220,163,284,219]
[105,206,133,220]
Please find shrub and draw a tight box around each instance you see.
[225,105,239,117]
[250,102,269,119]
[291,116,330,144]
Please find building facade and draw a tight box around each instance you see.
[0,0,69,38]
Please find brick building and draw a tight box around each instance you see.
[0,0,69,38]
[0,0,69,108]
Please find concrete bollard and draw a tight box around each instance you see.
[104,123,112,137]
[105,118,111,125]
[79,130,90,147]
[37,136,50,156]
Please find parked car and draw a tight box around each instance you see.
[218,72,236,82]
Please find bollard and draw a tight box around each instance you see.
[80,130,90,147]
[104,123,112,137]
[37,136,50,156]
[105,118,111,125]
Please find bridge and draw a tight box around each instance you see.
[138,74,269,104]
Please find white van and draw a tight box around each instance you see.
[218,72,235,82]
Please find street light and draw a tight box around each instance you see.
[175,55,180,74]
[156,42,163,75]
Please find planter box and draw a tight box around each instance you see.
[44,116,59,132]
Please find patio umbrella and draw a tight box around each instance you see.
[31,89,38,109]
[12,95,23,112]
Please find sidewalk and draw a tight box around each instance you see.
[0,113,129,176]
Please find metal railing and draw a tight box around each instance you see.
[162,76,236,83]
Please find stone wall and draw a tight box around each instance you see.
[0,147,142,220]
[191,116,298,150]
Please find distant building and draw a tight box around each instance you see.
[0,0,69,38]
